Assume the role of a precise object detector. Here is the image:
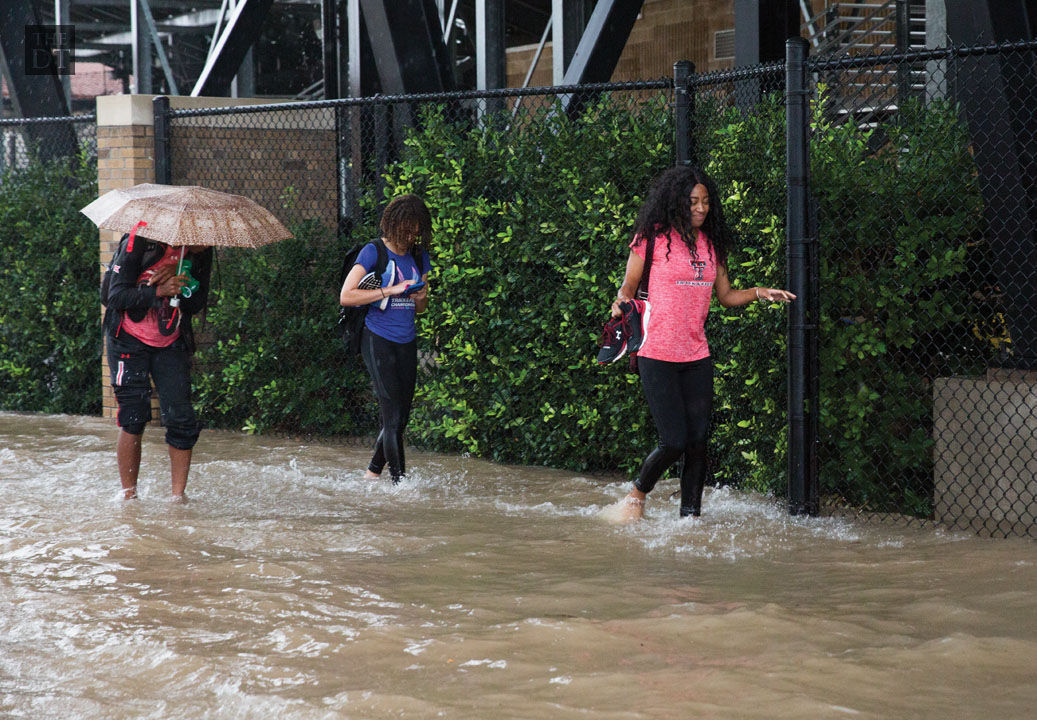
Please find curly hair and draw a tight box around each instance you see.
[380,194,432,252]
[631,165,732,269]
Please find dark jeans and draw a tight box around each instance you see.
[360,327,417,483]
[106,332,200,450]
[634,355,713,516]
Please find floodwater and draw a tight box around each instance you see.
[1,412,1035,720]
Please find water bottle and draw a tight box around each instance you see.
[179,258,201,299]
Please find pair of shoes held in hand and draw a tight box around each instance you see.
[596,299,651,364]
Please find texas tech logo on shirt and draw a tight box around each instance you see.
[689,260,707,281]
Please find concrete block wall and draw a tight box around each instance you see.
[933,375,1037,537]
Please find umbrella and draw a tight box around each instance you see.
[81,183,293,248]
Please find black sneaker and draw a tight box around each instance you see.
[596,314,629,364]
[624,299,651,355]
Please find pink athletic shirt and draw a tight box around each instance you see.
[630,229,717,363]
[121,244,182,347]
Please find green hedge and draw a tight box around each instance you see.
[189,89,984,513]
[380,98,674,472]
[0,91,985,515]
[192,209,375,437]
[0,150,100,415]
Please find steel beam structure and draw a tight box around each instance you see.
[558,0,643,116]
[945,0,1037,370]
[357,0,455,95]
[130,0,152,93]
[560,0,642,86]
[191,0,274,97]
[552,0,587,84]
[321,0,341,99]
[476,0,506,91]
[0,0,76,158]
[54,0,71,107]
[734,0,800,108]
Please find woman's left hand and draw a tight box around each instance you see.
[757,287,796,303]
[409,283,428,303]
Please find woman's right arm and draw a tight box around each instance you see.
[610,250,645,317]
[338,264,413,307]
[106,244,158,311]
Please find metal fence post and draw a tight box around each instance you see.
[153,95,172,185]
[895,0,911,101]
[674,60,695,165]
[785,37,816,516]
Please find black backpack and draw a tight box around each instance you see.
[336,239,387,355]
[100,233,131,306]
[334,239,428,354]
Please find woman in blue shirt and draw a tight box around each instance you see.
[339,194,432,484]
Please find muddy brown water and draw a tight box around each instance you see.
[1,412,1034,719]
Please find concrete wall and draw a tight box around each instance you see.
[933,375,1037,537]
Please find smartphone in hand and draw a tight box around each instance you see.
[401,280,426,296]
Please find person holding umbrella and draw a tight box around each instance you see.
[102,221,212,501]
[85,183,293,501]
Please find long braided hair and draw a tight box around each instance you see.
[630,165,732,269]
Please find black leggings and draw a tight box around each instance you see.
[360,327,417,483]
[106,332,200,450]
[634,356,713,516]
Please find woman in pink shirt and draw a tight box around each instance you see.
[610,165,794,521]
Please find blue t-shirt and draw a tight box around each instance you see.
[355,242,431,343]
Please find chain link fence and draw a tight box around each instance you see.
[806,42,1036,537]
[4,43,1032,538]
[163,82,676,460]
[156,45,1037,538]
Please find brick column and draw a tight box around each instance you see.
[96,95,159,421]
[95,94,287,419]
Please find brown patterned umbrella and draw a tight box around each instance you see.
[81,183,293,247]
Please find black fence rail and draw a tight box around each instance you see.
[151,42,1037,538]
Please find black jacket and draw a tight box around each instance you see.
[103,234,213,353]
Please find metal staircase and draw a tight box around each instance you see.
[801,1,930,123]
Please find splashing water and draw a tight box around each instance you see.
[1,412,1035,719]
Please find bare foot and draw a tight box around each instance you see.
[363,470,380,480]
[169,493,189,504]
[599,492,646,524]
[617,493,645,522]
[123,488,138,501]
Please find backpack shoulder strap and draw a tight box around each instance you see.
[636,235,654,299]
[372,238,388,274]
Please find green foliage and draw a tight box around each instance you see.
[192,205,375,436]
[0,149,101,415]
[809,93,985,513]
[186,88,983,518]
[379,96,674,471]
